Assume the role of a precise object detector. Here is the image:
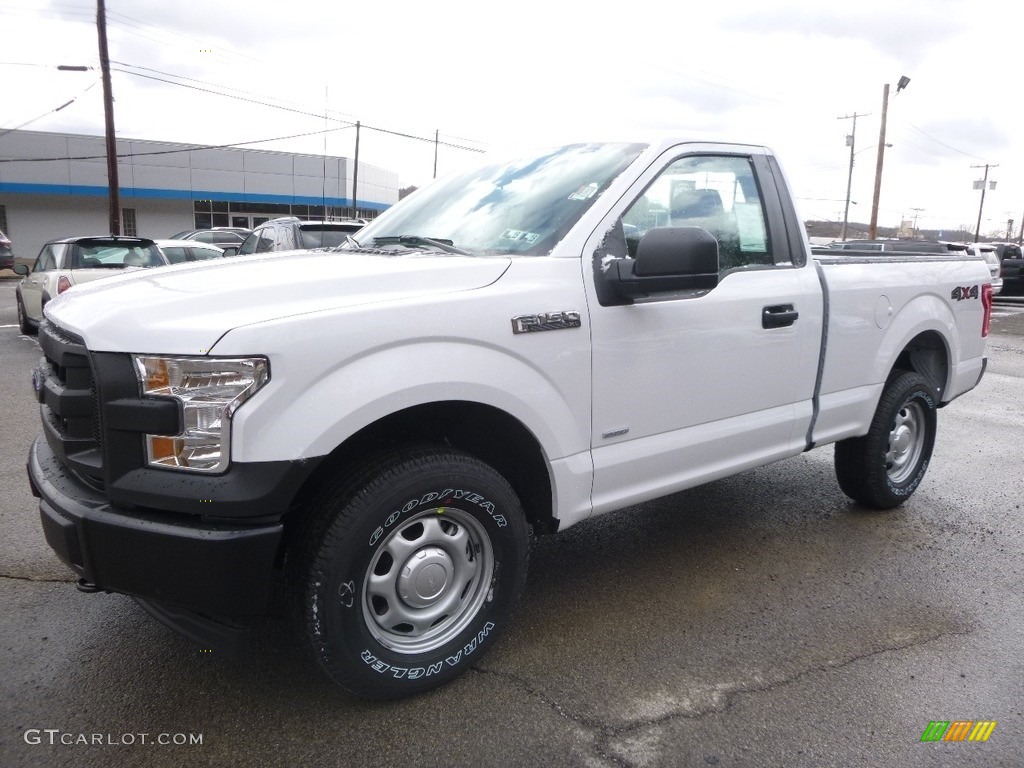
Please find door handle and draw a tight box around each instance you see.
[762,304,799,329]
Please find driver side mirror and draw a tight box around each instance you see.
[12,263,29,276]
[604,226,719,301]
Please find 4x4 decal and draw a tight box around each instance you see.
[950,285,979,301]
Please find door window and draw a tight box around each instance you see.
[621,154,772,272]
[33,246,56,272]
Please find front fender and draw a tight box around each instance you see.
[224,332,592,467]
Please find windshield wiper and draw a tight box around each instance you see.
[372,235,472,256]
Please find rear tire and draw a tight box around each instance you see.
[289,448,530,699]
[834,371,938,509]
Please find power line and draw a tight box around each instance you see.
[107,65,487,154]
[0,77,101,139]
[0,124,356,163]
[904,122,985,161]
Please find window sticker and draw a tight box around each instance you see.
[734,203,768,252]
[568,182,599,201]
[500,229,541,244]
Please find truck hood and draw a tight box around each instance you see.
[44,250,512,353]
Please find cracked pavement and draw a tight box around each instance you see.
[2,280,1022,767]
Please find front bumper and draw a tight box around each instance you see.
[28,434,284,623]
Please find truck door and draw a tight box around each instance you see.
[585,146,824,515]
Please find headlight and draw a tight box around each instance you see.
[133,355,269,473]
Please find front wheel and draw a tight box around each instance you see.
[16,293,34,335]
[834,371,938,509]
[290,448,531,699]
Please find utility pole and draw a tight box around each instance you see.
[911,207,924,237]
[868,84,890,240]
[1007,218,1014,242]
[351,121,360,219]
[837,112,867,241]
[97,0,120,235]
[971,163,998,242]
[868,76,910,240]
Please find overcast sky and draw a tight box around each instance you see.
[1,0,1019,237]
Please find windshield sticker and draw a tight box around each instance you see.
[500,229,540,244]
[569,182,599,201]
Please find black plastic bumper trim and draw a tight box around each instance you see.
[30,434,285,618]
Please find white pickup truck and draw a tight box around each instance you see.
[26,139,992,699]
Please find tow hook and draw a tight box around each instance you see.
[76,578,109,594]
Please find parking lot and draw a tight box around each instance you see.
[1,276,1022,768]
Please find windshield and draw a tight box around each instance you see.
[352,142,647,256]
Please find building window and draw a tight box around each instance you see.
[0,204,7,232]
[122,208,138,236]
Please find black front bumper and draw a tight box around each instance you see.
[29,434,285,628]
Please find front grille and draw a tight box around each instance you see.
[37,321,104,483]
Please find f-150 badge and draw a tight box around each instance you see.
[511,311,582,334]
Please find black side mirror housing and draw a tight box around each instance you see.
[12,263,29,276]
[604,226,719,300]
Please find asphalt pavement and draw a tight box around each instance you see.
[1,276,1022,768]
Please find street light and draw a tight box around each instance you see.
[868,76,910,239]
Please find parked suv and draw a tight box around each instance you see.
[236,217,365,256]
[990,242,1023,293]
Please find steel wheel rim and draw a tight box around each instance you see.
[361,507,493,654]
[885,400,926,484]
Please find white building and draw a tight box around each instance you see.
[0,129,398,263]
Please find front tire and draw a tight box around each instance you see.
[291,448,530,699]
[834,371,938,509]
[16,293,34,335]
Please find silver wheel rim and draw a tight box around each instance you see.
[361,507,493,654]
[885,400,926,484]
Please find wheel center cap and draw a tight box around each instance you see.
[893,427,911,455]
[398,546,452,608]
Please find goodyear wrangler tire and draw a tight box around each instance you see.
[834,371,938,509]
[293,448,530,699]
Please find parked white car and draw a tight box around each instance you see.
[13,236,168,334]
[967,243,1003,295]
[155,239,225,265]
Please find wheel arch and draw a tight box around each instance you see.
[281,401,556,561]
[889,330,949,398]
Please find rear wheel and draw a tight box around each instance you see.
[834,371,938,509]
[290,448,530,699]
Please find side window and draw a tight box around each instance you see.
[34,246,56,272]
[621,154,771,272]
[255,226,277,253]
[237,231,259,256]
[278,225,299,250]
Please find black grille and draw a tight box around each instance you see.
[37,321,104,483]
